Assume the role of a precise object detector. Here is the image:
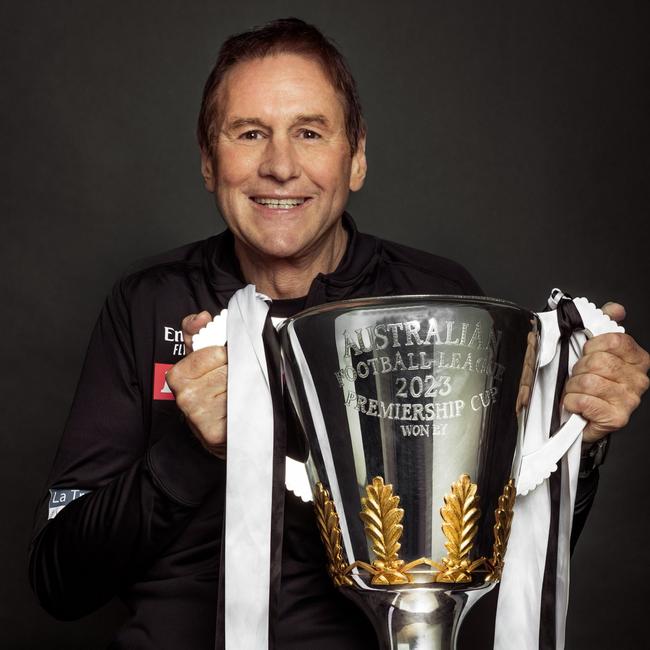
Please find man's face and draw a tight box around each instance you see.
[201,53,367,261]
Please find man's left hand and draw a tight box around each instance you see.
[564,302,650,445]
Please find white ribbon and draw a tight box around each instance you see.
[223,286,273,650]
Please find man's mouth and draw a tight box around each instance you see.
[251,197,310,209]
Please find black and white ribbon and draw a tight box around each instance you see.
[223,287,274,649]
[495,290,623,650]
[195,285,287,650]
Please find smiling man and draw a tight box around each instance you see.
[30,18,649,650]
[200,49,366,299]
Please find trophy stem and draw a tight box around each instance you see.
[343,583,494,650]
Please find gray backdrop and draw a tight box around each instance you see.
[2,1,648,648]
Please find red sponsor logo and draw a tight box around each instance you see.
[153,363,175,400]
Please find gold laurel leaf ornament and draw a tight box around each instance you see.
[485,479,516,582]
[434,474,486,582]
[359,477,411,585]
[314,475,516,588]
[313,483,354,587]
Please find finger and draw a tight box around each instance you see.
[178,364,229,398]
[573,350,650,392]
[183,347,228,380]
[582,333,650,368]
[177,387,228,425]
[182,311,213,352]
[600,302,626,323]
[182,393,228,457]
[167,347,228,384]
[572,351,626,382]
[563,392,632,442]
[516,384,530,414]
[201,363,229,396]
[564,372,639,410]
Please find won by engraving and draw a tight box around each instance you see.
[400,422,449,437]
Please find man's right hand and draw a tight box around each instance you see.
[166,311,227,459]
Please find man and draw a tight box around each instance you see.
[30,18,649,650]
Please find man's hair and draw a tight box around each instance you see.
[197,17,365,155]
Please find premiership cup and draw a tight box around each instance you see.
[279,294,607,650]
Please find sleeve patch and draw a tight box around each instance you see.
[48,488,90,520]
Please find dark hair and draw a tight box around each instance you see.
[197,17,365,155]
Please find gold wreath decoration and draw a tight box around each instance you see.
[357,477,411,585]
[433,473,486,582]
[485,479,516,582]
[313,483,353,586]
[313,474,516,587]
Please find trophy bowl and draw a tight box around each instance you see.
[279,295,537,650]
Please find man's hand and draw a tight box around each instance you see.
[564,302,650,445]
[166,311,228,458]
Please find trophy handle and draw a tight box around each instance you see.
[516,298,624,496]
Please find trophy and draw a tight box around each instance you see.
[279,294,620,650]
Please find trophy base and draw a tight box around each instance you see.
[343,582,495,650]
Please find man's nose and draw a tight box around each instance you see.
[258,136,300,182]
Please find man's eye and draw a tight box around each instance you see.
[240,130,263,140]
[299,129,321,140]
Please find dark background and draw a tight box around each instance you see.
[2,1,648,648]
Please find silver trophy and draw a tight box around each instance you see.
[279,294,618,650]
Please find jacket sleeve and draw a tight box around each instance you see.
[29,279,224,620]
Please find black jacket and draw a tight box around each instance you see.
[29,215,597,649]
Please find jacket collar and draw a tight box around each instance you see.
[201,212,381,308]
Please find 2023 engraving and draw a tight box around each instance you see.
[394,374,452,399]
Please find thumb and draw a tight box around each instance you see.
[600,302,626,323]
[182,311,213,352]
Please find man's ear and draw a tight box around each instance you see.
[200,149,217,192]
[349,135,367,192]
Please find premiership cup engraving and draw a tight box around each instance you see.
[280,296,536,649]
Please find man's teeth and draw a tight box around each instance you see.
[254,197,306,208]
